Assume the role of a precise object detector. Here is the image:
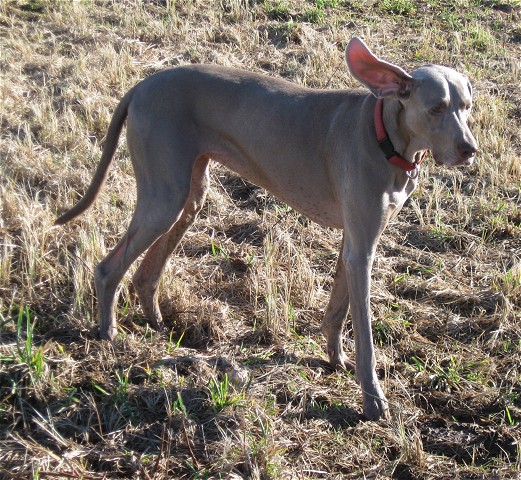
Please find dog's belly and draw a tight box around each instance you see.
[207,150,343,229]
[267,189,343,229]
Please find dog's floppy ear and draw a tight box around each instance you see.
[345,37,414,99]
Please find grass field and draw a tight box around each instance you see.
[1,0,520,478]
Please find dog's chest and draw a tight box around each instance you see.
[386,177,417,221]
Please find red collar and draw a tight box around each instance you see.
[374,98,426,172]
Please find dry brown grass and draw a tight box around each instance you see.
[1,0,520,478]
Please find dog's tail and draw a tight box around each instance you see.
[54,86,136,226]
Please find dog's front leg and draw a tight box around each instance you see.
[342,207,390,420]
[344,246,388,420]
[321,238,355,371]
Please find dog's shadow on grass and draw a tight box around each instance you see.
[278,355,361,429]
[294,395,361,430]
[157,349,361,429]
[237,350,362,429]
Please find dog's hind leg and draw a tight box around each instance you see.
[132,156,210,331]
[94,138,199,340]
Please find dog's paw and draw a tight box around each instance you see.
[328,349,356,373]
[99,326,118,341]
[147,317,165,332]
[362,387,389,421]
[333,357,356,373]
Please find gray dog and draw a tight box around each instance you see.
[56,37,477,420]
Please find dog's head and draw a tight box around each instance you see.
[346,37,478,167]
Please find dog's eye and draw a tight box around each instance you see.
[429,104,446,115]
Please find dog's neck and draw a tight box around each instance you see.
[382,98,423,165]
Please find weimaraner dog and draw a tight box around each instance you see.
[56,37,477,420]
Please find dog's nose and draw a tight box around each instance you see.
[458,141,478,160]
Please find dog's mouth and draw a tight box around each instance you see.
[432,152,475,167]
[460,155,475,166]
